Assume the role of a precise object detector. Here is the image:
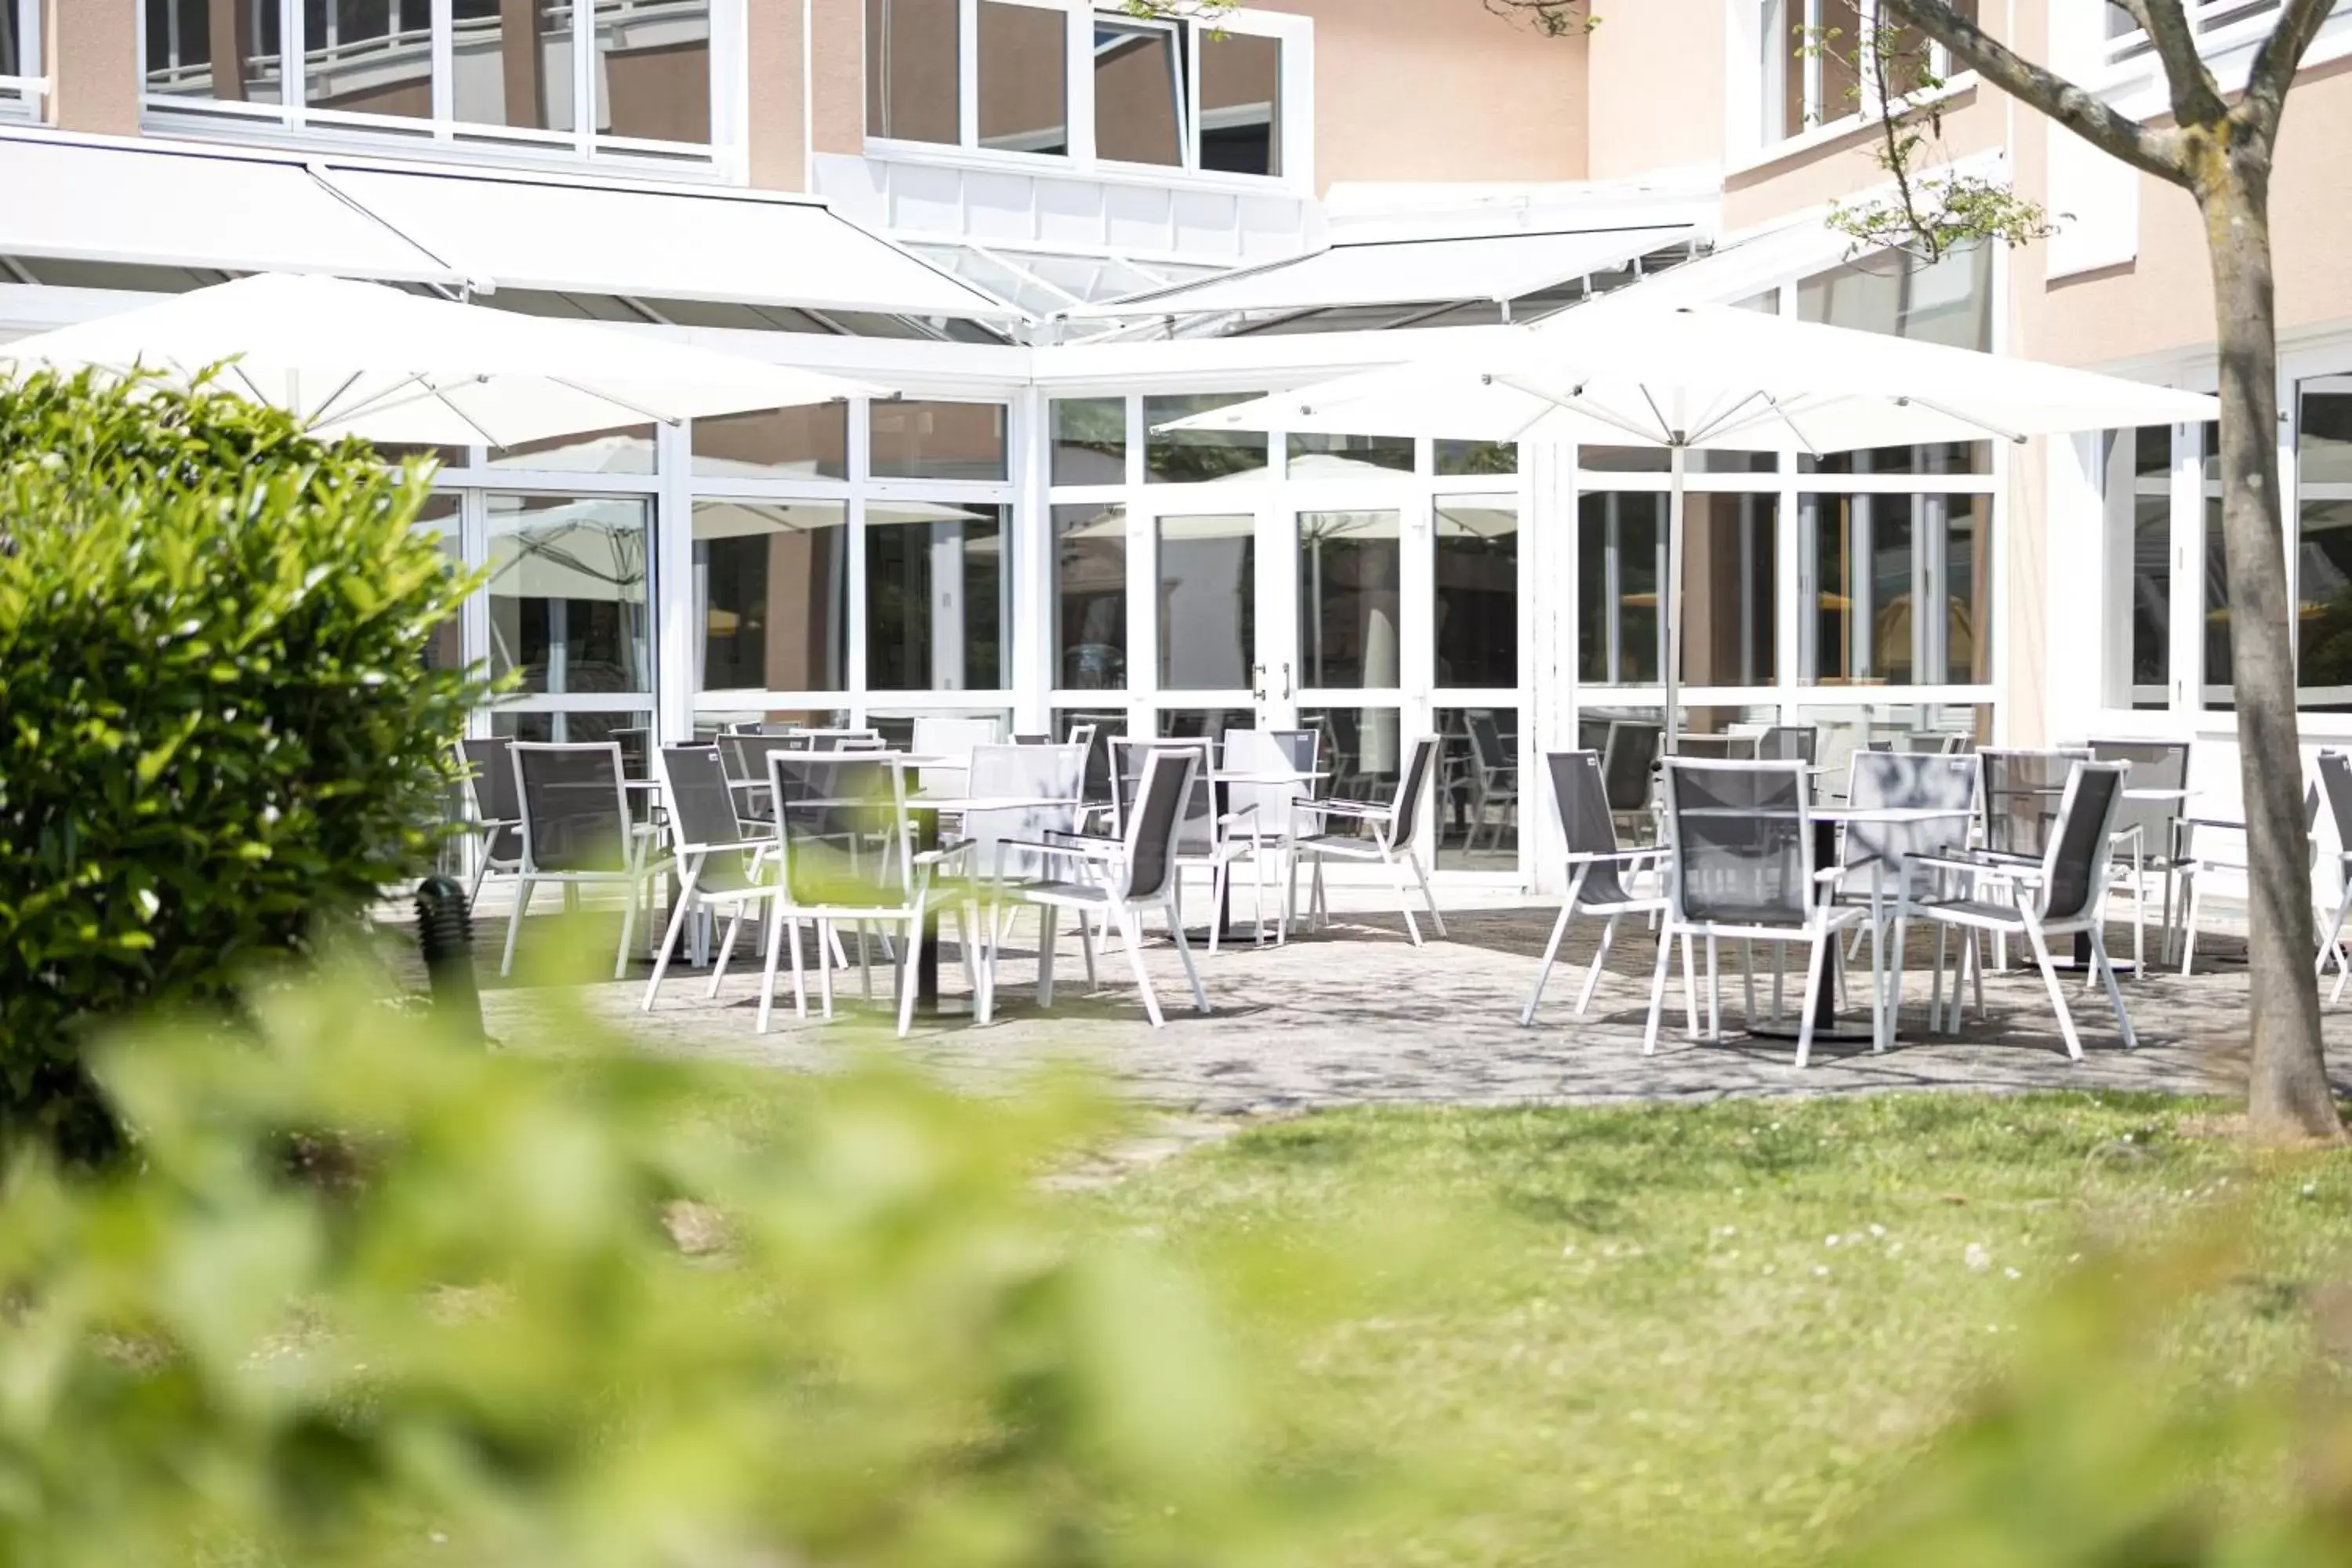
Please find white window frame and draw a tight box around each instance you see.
[139,0,745,177]
[0,0,42,120]
[1733,0,1976,169]
[865,0,1312,193]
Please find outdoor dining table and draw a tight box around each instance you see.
[1204,768,1330,942]
[1743,803,1976,1048]
[903,792,1083,1013]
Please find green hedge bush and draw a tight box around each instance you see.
[0,369,488,1160]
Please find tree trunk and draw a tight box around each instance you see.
[2198,160,2345,1143]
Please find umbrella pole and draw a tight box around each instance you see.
[1663,441,1685,757]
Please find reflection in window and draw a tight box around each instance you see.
[451,0,574,131]
[1145,393,1269,483]
[1798,240,1991,350]
[301,0,432,118]
[489,422,655,475]
[1436,494,1519,688]
[1762,0,1860,140]
[1800,493,1986,686]
[865,0,957,143]
[2101,425,2172,707]
[2299,383,2352,709]
[1800,442,1987,475]
[869,400,1009,481]
[416,495,463,673]
[1051,397,1125,485]
[978,0,1066,154]
[1577,492,1661,684]
[1298,511,1400,690]
[1288,433,1414,476]
[493,708,653,745]
[0,0,23,81]
[1054,503,1126,691]
[690,405,848,481]
[486,492,653,695]
[865,502,1007,691]
[1436,439,1517,477]
[1436,706,1517,869]
[1158,514,1254,691]
[594,0,710,144]
[1094,19,1182,166]
[1198,28,1279,175]
[1683,493,1778,687]
[691,499,848,693]
[147,0,288,103]
[1298,706,1401,804]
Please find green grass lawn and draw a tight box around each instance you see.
[1087,1092,2352,1566]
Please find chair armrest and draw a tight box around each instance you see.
[1315,797,1392,821]
[1563,848,1664,867]
[1908,851,2045,887]
[1001,837,1123,863]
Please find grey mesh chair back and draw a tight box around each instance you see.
[2037,761,2130,924]
[461,737,522,864]
[1065,721,1099,754]
[611,727,652,779]
[1758,725,1817,764]
[1599,720,1662,814]
[2089,739,2190,863]
[1107,736,1215,851]
[656,744,760,895]
[1675,733,1754,761]
[1221,728,1316,832]
[1979,748,2092,860]
[768,752,909,910]
[2321,750,2352,855]
[964,742,1083,881]
[1388,735,1442,845]
[1661,759,1813,927]
[1548,750,1633,905]
[1468,712,1512,776]
[726,735,809,818]
[1843,750,1977,875]
[1119,748,1198,905]
[1012,734,1053,745]
[511,742,633,875]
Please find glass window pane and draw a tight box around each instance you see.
[147,0,285,103]
[978,0,1065,153]
[1577,492,1663,685]
[2136,423,2173,478]
[2131,494,2171,702]
[1054,502,1126,691]
[299,0,432,118]
[2299,385,2352,708]
[1298,706,1401,804]
[865,502,1007,691]
[1798,240,1991,350]
[866,0,958,143]
[691,405,849,481]
[1436,705,1517,870]
[1157,514,1254,690]
[1298,510,1401,690]
[1145,393,1269,484]
[486,492,653,695]
[692,498,848,693]
[869,400,1008,481]
[1051,397,1125,485]
[1801,441,1988,475]
[1820,0,1860,120]
[492,708,651,744]
[1436,494,1519,688]
[2205,495,2232,704]
[1287,432,1414,476]
[452,0,576,131]
[1094,20,1181,166]
[1435,439,1517,477]
[1932,493,1991,684]
[0,0,19,78]
[1197,28,1279,176]
[416,495,464,673]
[594,0,710,144]
[489,422,655,474]
[1683,493,1777,687]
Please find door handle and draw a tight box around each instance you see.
[1280,662,1294,700]
[1251,663,1269,704]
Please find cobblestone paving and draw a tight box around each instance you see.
[456,893,2339,1114]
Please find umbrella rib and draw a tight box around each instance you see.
[316,371,439,427]
[1684,391,1767,446]
[1639,384,1679,444]
[1896,394,2031,445]
[546,376,677,427]
[303,370,369,430]
[420,384,507,450]
[1487,373,1668,445]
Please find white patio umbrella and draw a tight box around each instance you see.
[0,272,887,448]
[1160,303,2220,749]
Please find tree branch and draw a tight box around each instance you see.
[2245,0,2337,143]
[1880,0,2190,183]
[2139,0,2231,126]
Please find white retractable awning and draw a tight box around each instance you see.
[0,133,459,285]
[1066,225,1697,320]
[320,166,1016,321]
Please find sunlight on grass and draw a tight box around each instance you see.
[1090,1094,2352,1566]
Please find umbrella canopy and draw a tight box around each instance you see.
[0,272,887,448]
[1161,304,2219,748]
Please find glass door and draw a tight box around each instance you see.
[1294,501,1405,808]
[1143,503,1288,742]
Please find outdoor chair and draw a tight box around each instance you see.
[1839,749,1981,1024]
[1010,747,1210,1028]
[953,741,1089,1017]
[2177,775,2321,976]
[1106,735,1254,950]
[1757,724,1818,764]
[1599,719,1664,843]
[501,742,673,980]
[719,732,813,823]
[1460,710,1519,855]
[1674,733,1759,761]
[910,715,1007,797]
[1649,758,1873,1066]
[2088,738,2191,973]
[1904,760,2136,1058]
[1294,734,1448,946]
[457,736,522,913]
[754,751,982,1038]
[641,743,781,1013]
[2314,751,2352,1004]
[1522,750,1671,1024]
[1969,747,2091,971]
[1221,727,1319,944]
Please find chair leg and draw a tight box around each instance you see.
[756,902,786,1035]
[1794,924,1832,1069]
[1383,844,1424,947]
[1930,923,1948,1034]
[1079,909,1098,988]
[1121,906,1165,1027]
[641,888,695,1012]
[466,851,492,913]
[1409,847,1447,938]
[1578,914,1621,1016]
[2022,916,2082,1061]
[1680,933,1700,1039]
[786,917,808,1020]
[707,905,745,999]
[501,877,535,977]
[895,915,924,1039]
[2318,880,2352,994]
[1741,938,1757,1027]
[1642,922,1676,1055]
[1969,931,1985,1023]
[1523,901,1575,1026]
[1705,935,1722,1041]
[2180,875,2203,977]
[817,921,836,1020]
[1207,859,1226,956]
[2092,928,2136,1049]
[1167,897,1210,1014]
[1036,904,1060,1007]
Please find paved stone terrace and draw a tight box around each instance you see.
[445,890,2346,1114]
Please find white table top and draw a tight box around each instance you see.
[1812,804,1973,823]
[909,794,1083,813]
[1210,769,1330,784]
